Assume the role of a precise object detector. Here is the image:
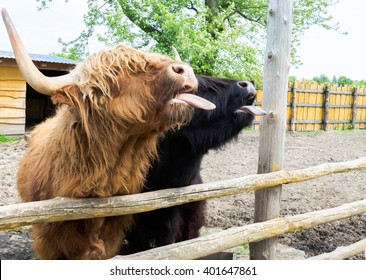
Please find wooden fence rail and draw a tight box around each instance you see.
[308,238,366,260]
[112,199,366,260]
[1,156,365,231]
[252,82,366,131]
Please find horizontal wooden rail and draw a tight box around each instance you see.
[112,199,366,260]
[308,238,366,260]
[0,157,365,231]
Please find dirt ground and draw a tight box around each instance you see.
[0,129,365,259]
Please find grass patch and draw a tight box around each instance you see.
[0,135,22,144]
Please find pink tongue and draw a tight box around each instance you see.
[175,93,216,110]
[235,105,267,116]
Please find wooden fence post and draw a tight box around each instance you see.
[352,87,358,128]
[290,83,297,132]
[249,0,294,260]
[323,86,330,131]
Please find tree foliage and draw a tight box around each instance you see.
[37,0,340,83]
[297,74,366,87]
[312,74,331,85]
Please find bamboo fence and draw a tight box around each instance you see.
[252,81,366,131]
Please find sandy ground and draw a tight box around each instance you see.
[0,129,365,259]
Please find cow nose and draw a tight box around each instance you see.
[171,64,197,92]
[238,81,256,99]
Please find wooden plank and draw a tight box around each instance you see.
[112,199,366,260]
[294,120,323,124]
[298,88,305,131]
[0,80,26,91]
[0,117,25,124]
[0,66,24,80]
[292,88,323,94]
[290,85,296,131]
[0,107,25,118]
[250,0,294,260]
[334,89,341,128]
[323,86,330,131]
[0,96,25,108]
[0,123,25,134]
[286,88,292,131]
[328,104,353,108]
[351,87,358,127]
[314,86,322,130]
[329,90,353,95]
[308,238,366,260]
[327,120,352,124]
[304,85,311,130]
[0,90,26,98]
[0,156,365,231]
[308,84,317,131]
[339,93,345,128]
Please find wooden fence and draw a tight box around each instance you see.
[252,81,366,131]
[1,157,365,259]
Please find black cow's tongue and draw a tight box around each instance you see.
[173,93,216,110]
[235,106,267,116]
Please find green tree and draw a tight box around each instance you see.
[337,75,354,86]
[332,75,338,85]
[355,80,366,87]
[37,0,341,83]
[312,74,331,85]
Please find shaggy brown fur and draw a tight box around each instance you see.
[17,45,197,259]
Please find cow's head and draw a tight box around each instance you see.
[177,75,266,150]
[1,9,215,137]
[194,76,265,126]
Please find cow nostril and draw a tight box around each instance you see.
[238,81,248,88]
[238,81,256,97]
[248,91,256,98]
[171,64,197,92]
[184,84,194,92]
[172,65,185,75]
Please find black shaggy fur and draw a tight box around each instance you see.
[122,75,257,254]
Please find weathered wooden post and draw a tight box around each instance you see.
[290,83,297,132]
[351,87,358,128]
[323,86,330,131]
[249,0,294,260]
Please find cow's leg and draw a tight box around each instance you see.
[33,218,119,260]
[180,200,207,241]
[100,215,132,259]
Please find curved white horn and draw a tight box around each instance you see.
[171,46,182,61]
[1,8,76,95]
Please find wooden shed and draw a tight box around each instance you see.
[0,50,77,135]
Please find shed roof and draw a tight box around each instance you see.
[0,50,78,65]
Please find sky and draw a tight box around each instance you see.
[0,0,365,81]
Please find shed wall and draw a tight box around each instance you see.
[0,66,26,135]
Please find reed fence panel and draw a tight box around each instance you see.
[252,82,366,131]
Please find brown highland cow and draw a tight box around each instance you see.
[2,8,214,259]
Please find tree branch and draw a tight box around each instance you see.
[187,1,198,13]
[117,0,162,37]
[235,8,266,27]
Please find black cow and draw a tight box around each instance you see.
[121,75,264,254]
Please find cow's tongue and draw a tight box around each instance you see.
[174,93,216,110]
[235,105,267,116]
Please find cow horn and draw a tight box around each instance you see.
[171,46,182,61]
[1,8,76,96]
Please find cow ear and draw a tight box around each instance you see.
[50,85,77,106]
